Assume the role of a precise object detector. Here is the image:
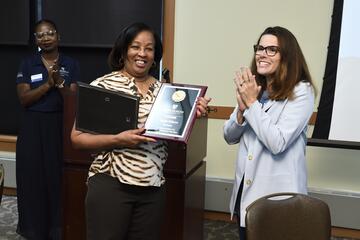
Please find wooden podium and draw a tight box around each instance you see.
[62,91,207,240]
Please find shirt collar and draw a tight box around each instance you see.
[34,51,63,66]
[259,90,269,105]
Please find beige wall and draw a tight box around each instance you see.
[172,0,360,192]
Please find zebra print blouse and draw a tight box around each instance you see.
[88,71,168,187]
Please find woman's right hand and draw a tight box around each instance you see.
[115,128,157,148]
[71,123,157,151]
[46,65,55,88]
[234,70,247,124]
[234,70,247,113]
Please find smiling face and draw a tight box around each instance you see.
[123,30,155,78]
[255,34,281,79]
[35,22,59,53]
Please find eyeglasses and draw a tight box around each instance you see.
[253,45,280,57]
[34,30,57,40]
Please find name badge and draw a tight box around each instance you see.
[31,73,43,83]
[17,72,23,78]
[60,67,69,77]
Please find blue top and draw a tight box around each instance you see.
[259,90,269,106]
[16,52,80,112]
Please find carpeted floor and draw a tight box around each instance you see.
[0,195,358,240]
[0,196,23,240]
[204,219,239,240]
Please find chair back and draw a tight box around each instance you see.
[245,192,331,240]
[0,163,4,204]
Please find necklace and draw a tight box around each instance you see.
[120,70,151,82]
[41,54,59,69]
[121,70,153,97]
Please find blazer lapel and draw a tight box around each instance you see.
[263,98,289,124]
[262,100,276,112]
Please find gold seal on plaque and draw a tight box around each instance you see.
[172,90,186,102]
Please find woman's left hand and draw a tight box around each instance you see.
[51,60,65,86]
[238,67,261,108]
[196,96,212,118]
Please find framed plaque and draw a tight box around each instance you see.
[143,83,207,143]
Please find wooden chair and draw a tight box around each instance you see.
[245,192,331,240]
[0,163,4,204]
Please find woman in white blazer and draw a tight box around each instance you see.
[223,26,315,239]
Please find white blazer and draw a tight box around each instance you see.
[223,81,314,227]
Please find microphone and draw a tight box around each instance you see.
[162,68,170,83]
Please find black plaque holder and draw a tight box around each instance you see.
[75,82,139,134]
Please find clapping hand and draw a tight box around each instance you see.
[234,67,261,109]
[46,60,64,88]
[51,60,65,87]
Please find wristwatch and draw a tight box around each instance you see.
[55,79,65,88]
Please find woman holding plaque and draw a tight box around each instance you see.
[71,22,210,240]
[223,26,315,239]
[16,19,79,239]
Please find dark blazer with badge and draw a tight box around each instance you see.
[16,52,80,112]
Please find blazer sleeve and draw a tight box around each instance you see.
[223,106,249,145]
[243,82,314,154]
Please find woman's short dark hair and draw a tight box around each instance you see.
[34,19,58,32]
[108,22,163,72]
[250,26,315,100]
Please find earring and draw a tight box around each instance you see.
[152,62,157,68]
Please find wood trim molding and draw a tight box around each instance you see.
[0,106,316,152]
[309,112,317,126]
[207,106,234,120]
[162,0,175,81]
[207,105,317,125]
[0,135,17,152]
[3,187,17,196]
[0,135,17,142]
[0,106,317,152]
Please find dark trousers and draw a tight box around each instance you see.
[16,111,63,240]
[86,173,166,240]
[234,179,246,240]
